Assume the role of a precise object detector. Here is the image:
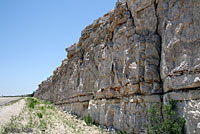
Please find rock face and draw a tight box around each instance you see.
[34,0,200,133]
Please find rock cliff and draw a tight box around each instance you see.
[34,0,200,133]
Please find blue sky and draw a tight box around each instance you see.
[0,0,116,96]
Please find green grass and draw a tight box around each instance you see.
[5,98,23,106]
[36,113,43,118]
[84,113,93,126]
[26,97,39,109]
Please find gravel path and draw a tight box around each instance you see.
[0,97,22,106]
[0,98,25,127]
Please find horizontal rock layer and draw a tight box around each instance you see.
[34,0,200,133]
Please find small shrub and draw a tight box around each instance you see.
[37,113,43,118]
[147,100,185,134]
[75,115,81,119]
[84,113,93,126]
[117,131,121,134]
[43,100,53,105]
[122,131,127,134]
[39,120,47,129]
[27,98,38,109]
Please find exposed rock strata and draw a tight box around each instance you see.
[34,0,200,133]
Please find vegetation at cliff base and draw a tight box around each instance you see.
[0,97,110,134]
[84,113,93,126]
[147,100,185,134]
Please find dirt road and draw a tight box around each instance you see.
[0,97,22,106]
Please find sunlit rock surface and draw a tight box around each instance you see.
[35,0,200,133]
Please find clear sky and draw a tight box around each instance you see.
[0,0,116,96]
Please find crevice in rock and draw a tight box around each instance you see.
[164,87,200,95]
[80,48,84,61]
[160,95,164,120]
[55,93,162,105]
[153,0,166,125]
[125,2,135,27]
[154,0,163,95]
[154,0,159,35]
[168,69,200,77]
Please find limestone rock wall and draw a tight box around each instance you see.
[157,1,200,133]
[34,0,200,133]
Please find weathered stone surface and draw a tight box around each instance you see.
[34,0,200,133]
[178,100,200,134]
[158,0,200,92]
[127,0,157,34]
[59,96,161,133]
[164,96,200,134]
[164,89,200,102]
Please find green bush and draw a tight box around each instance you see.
[27,98,38,109]
[37,113,43,118]
[84,113,93,126]
[147,100,185,134]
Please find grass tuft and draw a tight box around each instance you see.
[84,113,93,126]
